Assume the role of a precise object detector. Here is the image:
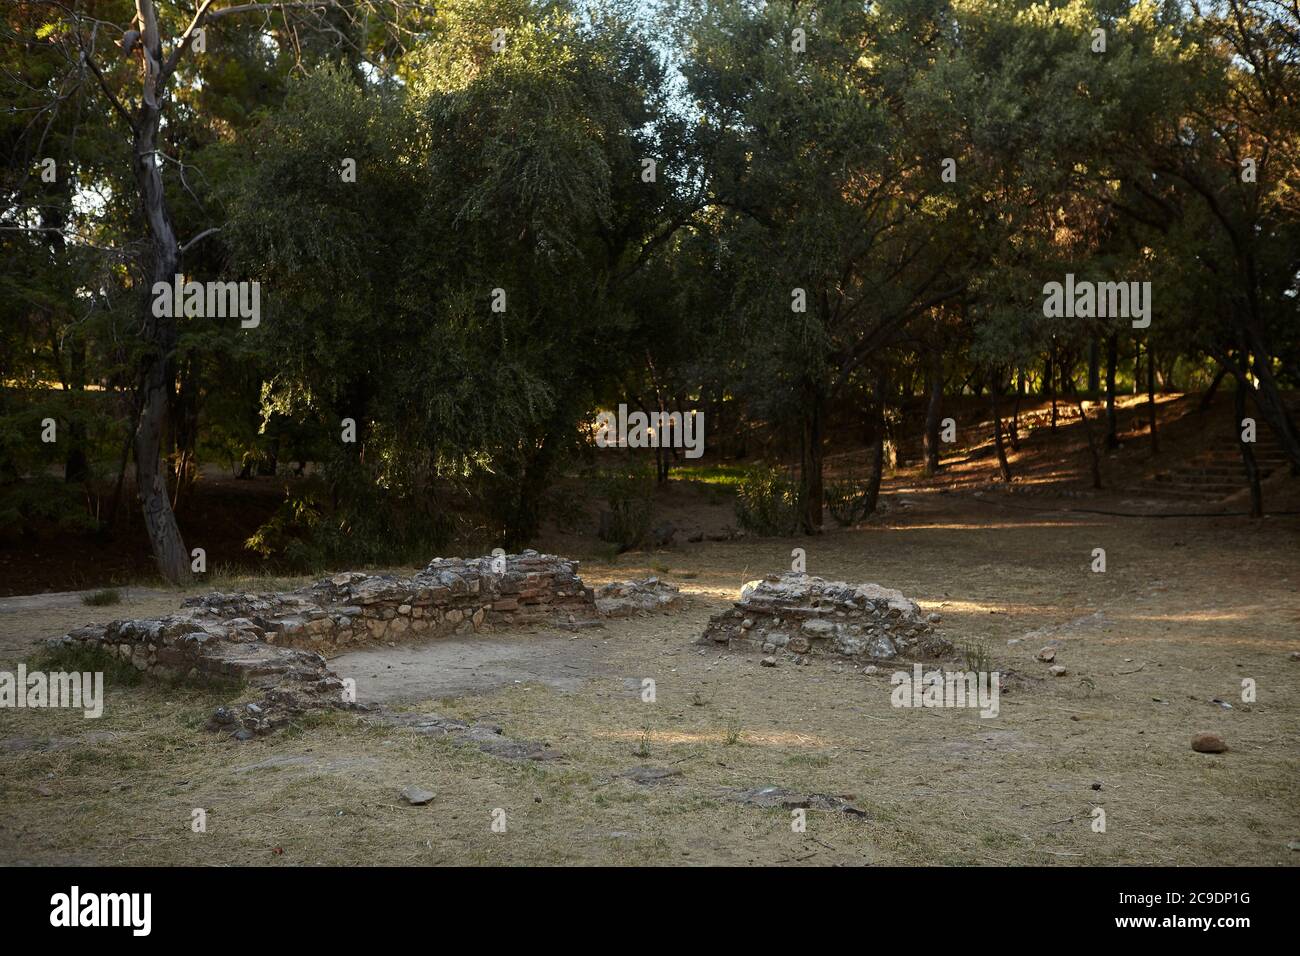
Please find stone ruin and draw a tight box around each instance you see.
[186,550,597,656]
[700,573,951,663]
[51,551,679,739]
[593,577,683,617]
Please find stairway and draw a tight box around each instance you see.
[1137,435,1292,502]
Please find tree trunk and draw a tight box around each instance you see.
[64,331,90,483]
[45,174,90,485]
[1240,321,1300,471]
[1146,343,1158,454]
[130,5,191,584]
[1072,387,1103,489]
[798,380,825,534]
[1046,350,1057,432]
[1199,364,1228,412]
[108,387,143,529]
[1008,386,1021,451]
[923,348,943,475]
[989,370,1012,482]
[257,433,279,477]
[170,355,201,507]
[1087,339,1100,394]
[1105,334,1119,449]
[862,365,887,513]
[1235,377,1263,519]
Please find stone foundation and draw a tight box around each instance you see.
[700,573,951,662]
[181,550,595,656]
[52,552,678,738]
[594,577,684,617]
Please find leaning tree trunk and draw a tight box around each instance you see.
[1199,363,1228,412]
[130,6,191,584]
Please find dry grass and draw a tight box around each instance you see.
[1,491,1297,866]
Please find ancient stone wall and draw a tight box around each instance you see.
[700,573,950,662]
[51,552,678,738]
[180,550,594,656]
[56,551,594,678]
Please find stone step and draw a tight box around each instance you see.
[1151,472,1246,487]
[1136,486,1227,501]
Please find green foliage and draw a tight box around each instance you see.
[0,477,99,541]
[596,464,655,551]
[824,474,875,527]
[734,465,801,537]
[3,0,1298,581]
[244,472,453,572]
[29,643,141,689]
[671,464,748,488]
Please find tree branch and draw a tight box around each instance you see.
[81,49,134,128]
[179,226,222,254]
[161,0,217,85]
[207,1,338,22]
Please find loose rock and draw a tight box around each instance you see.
[619,766,682,786]
[1191,733,1228,754]
[400,786,436,806]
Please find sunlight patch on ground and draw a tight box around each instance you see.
[871,519,1091,531]
[1121,609,1250,623]
[593,728,830,748]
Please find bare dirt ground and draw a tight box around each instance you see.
[1,479,1297,866]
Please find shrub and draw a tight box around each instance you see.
[596,465,655,551]
[0,477,100,540]
[825,474,876,526]
[245,471,452,571]
[734,464,800,536]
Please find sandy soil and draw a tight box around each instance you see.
[1,483,1296,866]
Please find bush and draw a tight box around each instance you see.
[596,465,655,551]
[825,474,876,526]
[0,477,100,540]
[734,464,801,536]
[245,470,452,571]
